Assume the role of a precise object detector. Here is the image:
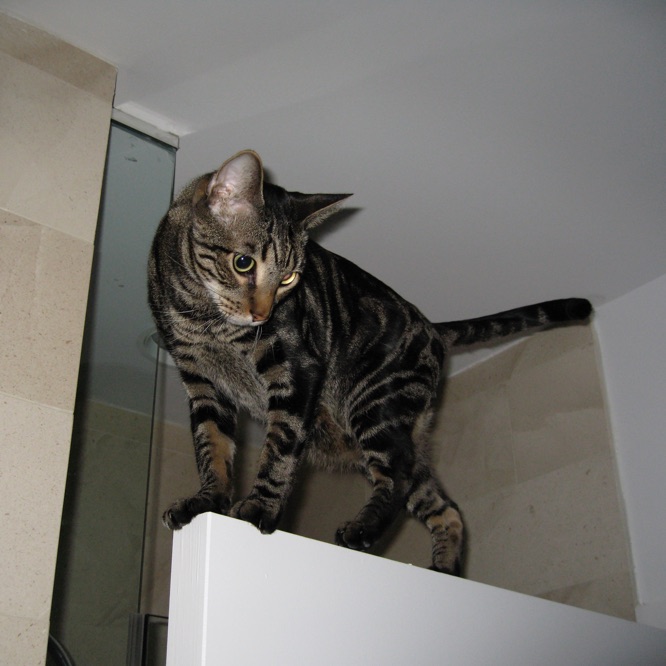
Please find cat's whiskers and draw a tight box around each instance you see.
[162,280,203,300]
[167,252,191,272]
[152,307,198,315]
[189,310,227,336]
[201,315,225,335]
[252,325,263,353]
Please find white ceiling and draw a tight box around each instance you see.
[3,1,666,387]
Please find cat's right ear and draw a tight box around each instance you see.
[201,150,264,217]
[295,193,354,230]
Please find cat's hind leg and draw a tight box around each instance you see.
[334,424,412,553]
[405,470,464,575]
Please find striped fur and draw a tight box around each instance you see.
[148,150,592,575]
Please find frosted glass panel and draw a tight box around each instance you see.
[49,122,176,666]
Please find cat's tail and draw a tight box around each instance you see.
[434,298,592,348]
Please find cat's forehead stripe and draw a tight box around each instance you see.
[285,245,294,268]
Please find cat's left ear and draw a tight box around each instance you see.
[292,193,353,230]
[206,150,264,217]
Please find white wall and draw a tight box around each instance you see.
[595,274,666,630]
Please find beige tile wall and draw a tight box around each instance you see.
[149,321,636,622]
[0,14,115,665]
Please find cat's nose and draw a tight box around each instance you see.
[250,289,275,324]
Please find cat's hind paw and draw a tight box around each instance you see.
[429,560,462,577]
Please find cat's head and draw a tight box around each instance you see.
[187,150,350,326]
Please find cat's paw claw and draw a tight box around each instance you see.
[163,507,188,531]
[163,493,230,531]
[335,521,376,551]
[163,499,200,530]
[231,497,280,534]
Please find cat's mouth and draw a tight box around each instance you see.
[223,312,270,327]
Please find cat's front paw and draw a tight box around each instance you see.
[335,520,380,551]
[163,492,231,530]
[230,496,281,534]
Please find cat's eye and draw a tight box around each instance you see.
[280,272,298,286]
[233,254,255,273]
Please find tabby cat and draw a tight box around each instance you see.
[148,149,592,575]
